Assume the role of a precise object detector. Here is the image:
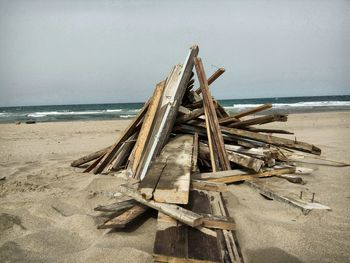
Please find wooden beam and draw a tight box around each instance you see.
[129,81,165,176]
[245,180,331,215]
[232,103,272,119]
[120,184,203,227]
[207,167,296,184]
[199,144,264,172]
[94,199,138,212]
[136,45,199,180]
[191,179,229,192]
[195,68,225,94]
[98,204,149,229]
[71,146,110,167]
[227,114,287,128]
[194,57,231,171]
[92,100,150,174]
[191,123,321,155]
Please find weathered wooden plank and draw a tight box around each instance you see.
[199,144,264,172]
[208,191,244,263]
[92,101,150,174]
[119,184,203,227]
[129,81,165,176]
[153,190,224,262]
[71,146,110,167]
[192,169,247,180]
[191,133,199,173]
[138,135,193,203]
[177,108,205,123]
[193,122,321,155]
[108,132,139,172]
[232,103,272,119]
[194,57,231,171]
[153,135,194,204]
[94,199,138,212]
[245,179,331,215]
[207,167,296,184]
[136,45,199,180]
[227,114,287,128]
[243,127,294,135]
[195,68,225,94]
[191,179,229,192]
[98,204,148,229]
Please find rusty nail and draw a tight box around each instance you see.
[311,193,315,203]
[300,191,303,199]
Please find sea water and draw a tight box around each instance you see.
[0,95,349,123]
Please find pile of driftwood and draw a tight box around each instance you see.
[71,45,325,262]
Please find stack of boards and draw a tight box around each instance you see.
[72,45,323,263]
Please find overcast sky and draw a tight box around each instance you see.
[0,0,349,107]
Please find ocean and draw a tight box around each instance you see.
[1,95,349,123]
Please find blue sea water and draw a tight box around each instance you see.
[0,95,349,123]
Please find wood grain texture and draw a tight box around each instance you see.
[130,80,165,176]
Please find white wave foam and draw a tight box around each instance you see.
[106,109,122,112]
[120,115,136,118]
[224,101,350,110]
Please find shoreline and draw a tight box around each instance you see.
[1,109,350,125]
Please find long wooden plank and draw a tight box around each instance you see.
[207,167,296,184]
[92,100,150,174]
[138,135,193,203]
[199,144,264,172]
[232,103,272,119]
[119,184,203,227]
[153,135,194,204]
[192,123,321,155]
[98,204,149,229]
[227,114,287,128]
[194,57,231,171]
[195,68,225,94]
[94,199,137,212]
[136,45,199,180]
[245,180,331,215]
[129,81,165,176]
[71,146,110,167]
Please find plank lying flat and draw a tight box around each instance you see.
[94,199,138,212]
[120,184,203,227]
[98,204,148,229]
[136,45,199,180]
[245,179,331,215]
[153,135,194,204]
[207,167,296,184]
[139,134,194,204]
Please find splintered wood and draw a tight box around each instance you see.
[71,45,327,262]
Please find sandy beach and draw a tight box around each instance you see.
[0,111,349,263]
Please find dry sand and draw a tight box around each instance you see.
[0,112,349,263]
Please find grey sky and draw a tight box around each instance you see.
[0,0,349,107]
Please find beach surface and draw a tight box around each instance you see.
[0,112,349,263]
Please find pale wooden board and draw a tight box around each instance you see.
[153,134,194,204]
